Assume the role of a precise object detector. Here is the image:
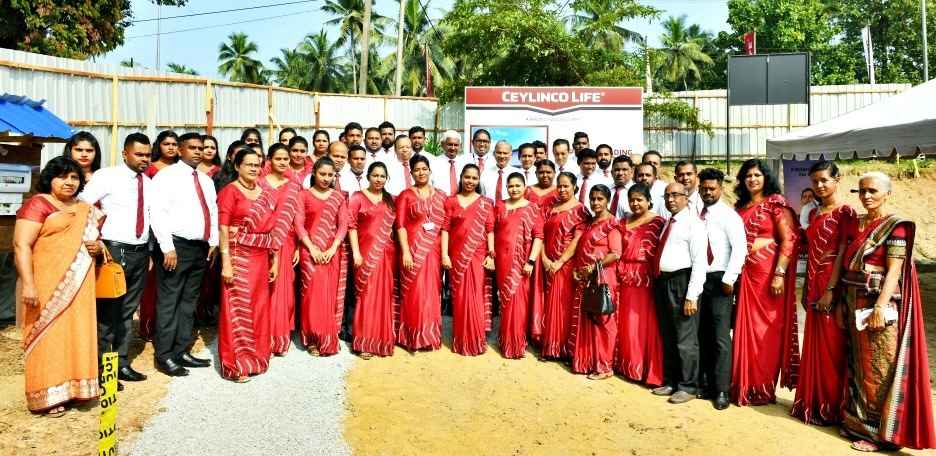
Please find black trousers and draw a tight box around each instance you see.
[340,242,355,339]
[97,241,149,368]
[654,268,699,393]
[698,271,733,393]
[153,236,208,362]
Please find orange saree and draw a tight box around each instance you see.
[17,196,100,412]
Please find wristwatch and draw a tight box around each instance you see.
[526,259,536,266]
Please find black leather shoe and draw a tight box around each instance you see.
[176,352,211,368]
[714,392,730,410]
[668,391,695,404]
[651,385,676,396]
[118,366,147,382]
[156,358,189,377]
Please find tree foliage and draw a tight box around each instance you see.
[166,62,198,75]
[217,32,268,85]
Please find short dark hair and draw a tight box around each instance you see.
[674,160,696,173]
[801,187,816,196]
[344,122,363,133]
[62,131,102,172]
[233,146,262,168]
[338,132,347,141]
[532,140,546,150]
[408,126,426,136]
[596,144,612,154]
[534,159,556,171]
[573,131,589,141]
[178,132,202,144]
[365,127,379,136]
[518,142,535,154]
[698,168,725,184]
[627,182,653,209]
[312,130,330,142]
[636,162,657,177]
[124,132,150,149]
[278,127,297,141]
[643,150,662,162]
[395,134,410,147]
[378,121,395,131]
[409,153,431,170]
[552,138,570,149]
[577,148,598,163]
[348,144,366,156]
[472,129,490,141]
[151,130,180,162]
[38,156,86,195]
[612,155,633,167]
[507,171,526,185]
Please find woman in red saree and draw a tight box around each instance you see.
[614,183,666,386]
[298,157,349,356]
[524,159,557,213]
[197,135,222,178]
[348,162,398,358]
[194,134,224,325]
[14,157,103,415]
[540,171,587,359]
[441,164,495,356]
[731,159,800,406]
[494,172,544,359]
[838,172,934,451]
[139,130,180,341]
[263,144,302,355]
[568,184,622,379]
[217,147,293,382]
[396,153,446,351]
[790,161,855,424]
[523,159,557,343]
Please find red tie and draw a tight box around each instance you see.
[192,170,211,241]
[653,218,675,277]
[335,172,342,192]
[579,176,588,203]
[403,160,413,188]
[135,173,145,238]
[449,159,457,196]
[478,155,485,170]
[700,207,714,265]
[610,188,620,216]
[356,174,363,190]
[495,169,503,201]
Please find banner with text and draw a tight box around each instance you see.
[782,159,819,213]
[463,86,644,161]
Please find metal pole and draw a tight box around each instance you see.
[924,0,929,81]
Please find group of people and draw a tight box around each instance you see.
[12,122,934,452]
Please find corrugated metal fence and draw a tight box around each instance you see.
[0,48,440,166]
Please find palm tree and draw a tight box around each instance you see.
[654,15,713,91]
[270,48,309,89]
[565,0,654,52]
[321,0,389,90]
[217,32,267,84]
[298,30,350,93]
[385,0,452,97]
[166,62,198,75]
[120,58,137,68]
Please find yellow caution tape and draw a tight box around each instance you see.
[98,352,118,456]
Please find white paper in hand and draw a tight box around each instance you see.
[855,307,899,331]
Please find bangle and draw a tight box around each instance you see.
[526,258,536,266]
[826,284,836,291]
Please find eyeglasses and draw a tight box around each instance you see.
[474,139,490,144]
[663,192,688,199]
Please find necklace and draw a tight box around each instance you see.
[238,178,257,191]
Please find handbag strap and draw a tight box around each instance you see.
[100,244,113,264]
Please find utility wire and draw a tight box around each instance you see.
[131,0,317,23]
[126,10,317,39]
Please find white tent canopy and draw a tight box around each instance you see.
[766,79,936,160]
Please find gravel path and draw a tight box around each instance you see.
[128,337,354,456]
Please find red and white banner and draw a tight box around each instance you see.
[463,86,643,158]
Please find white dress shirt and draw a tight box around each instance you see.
[609,183,633,219]
[383,157,413,196]
[363,149,392,169]
[701,200,748,286]
[686,190,704,217]
[480,164,522,201]
[799,200,819,229]
[657,207,708,301]
[151,161,219,252]
[647,179,671,219]
[338,169,366,195]
[576,172,613,204]
[79,164,153,245]
[520,166,537,187]
[553,159,580,178]
[430,154,464,195]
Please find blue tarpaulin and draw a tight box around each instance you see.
[0,93,73,141]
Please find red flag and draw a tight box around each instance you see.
[743,32,756,55]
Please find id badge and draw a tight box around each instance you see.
[422,222,436,231]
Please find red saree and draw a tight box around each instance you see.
[839,215,934,449]
[732,194,800,405]
[540,203,588,359]
[18,197,101,411]
[523,188,554,343]
[217,184,294,379]
[266,179,302,355]
[791,204,856,424]
[494,203,544,359]
[348,192,398,357]
[298,189,349,356]
[568,217,622,374]
[443,195,495,356]
[396,188,446,351]
[615,216,666,386]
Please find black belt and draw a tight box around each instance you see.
[103,240,148,252]
[172,235,209,247]
[658,268,691,279]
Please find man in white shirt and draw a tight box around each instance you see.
[363,127,389,166]
[609,155,635,219]
[378,121,396,156]
[150,132,218,376]
[532,140,548,162]
[480,140,521,201]
[575,148,613,208]
[408,126,427,156]
[517,142,537,185]
[675,161,704,216]
[340,145,368,195]
[431,129,463,195]
[572,131,589,159]
[696,168,748,410]
[463,128,493,172]
[80,132,153,386]
[635,163,669,218]
[596,144,614,179]
[799,188,819,229]
[343,122,363,147]
[383,135,416,196]
[551,138,579,177]
[651,182,708,404]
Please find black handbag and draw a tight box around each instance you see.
[582,261,615,315]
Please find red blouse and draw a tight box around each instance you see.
[16,195,58,223]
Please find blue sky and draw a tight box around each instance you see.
[99,0,730,79]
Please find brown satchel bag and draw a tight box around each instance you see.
[582,261,615,315]
[96,244,127,299]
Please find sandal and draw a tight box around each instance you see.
[46,406,66,418]
[587,372,613,381]
[359,352,374,360]
[850,440,879,452]
[232,376,251,383]
[308,346,320,357]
